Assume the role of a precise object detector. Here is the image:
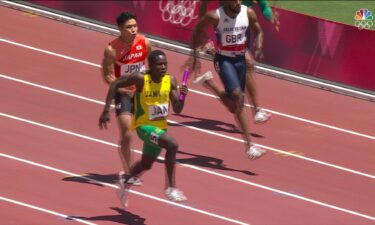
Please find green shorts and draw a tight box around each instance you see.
[136,125,166,158]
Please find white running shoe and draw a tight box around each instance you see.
[165,187,187,202]
[117,171,131,208]
[118,171,142,186]
[254,108,271,124]
[247,145,266,160]
[127,176,143,186]
[193,71,213,85]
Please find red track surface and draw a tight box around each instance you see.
[1,6,375,225]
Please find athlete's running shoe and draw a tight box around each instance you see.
[118,171,142,186]
[127,176,142,186]
[117,172,131,208]
[193,71,213,85]
[254,108,271,124]
[247,145,266,160]
[165,187,187,202]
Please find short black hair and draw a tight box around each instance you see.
[148,50,166,64]
[116,12,137,27]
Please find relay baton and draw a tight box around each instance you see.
[178,68,189,101]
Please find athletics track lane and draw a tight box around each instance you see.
[0,69,374,224]
[1,34,374,175]
[1,5,375,225]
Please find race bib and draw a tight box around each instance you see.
[120,62,145,76]
[148,103,169,120]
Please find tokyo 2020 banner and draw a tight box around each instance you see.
[28,0,375,92]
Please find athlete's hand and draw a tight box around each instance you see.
[254,48,264,60]
[179,85,188,96]
[104,74,116,84]
[182,55,201,79]
[99,110,110,130]
[200,39,216,56]
[253,37,264,60]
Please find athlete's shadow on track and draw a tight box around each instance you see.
[62,152,256,188]
[170,113,264,138]
[174,150,257,176]
[62,173,118,187]
[69,207,146,225]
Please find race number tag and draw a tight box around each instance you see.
[120,62,145,76]
[148,103,169,120]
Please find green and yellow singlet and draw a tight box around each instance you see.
[133,73,171,130]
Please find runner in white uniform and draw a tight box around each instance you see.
[190,0,266,159]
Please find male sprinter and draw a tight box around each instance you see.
[99,50,188,207]
[101,12,152,186]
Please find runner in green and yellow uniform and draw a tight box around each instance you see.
[99,50,188,207]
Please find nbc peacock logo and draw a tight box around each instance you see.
[354,8,373,30]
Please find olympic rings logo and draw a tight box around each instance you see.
[159,0,198,27]
[354,20,373,30]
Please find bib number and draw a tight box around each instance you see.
[225,34,242,44]
[148,103,169,120]
[120,62,145,76]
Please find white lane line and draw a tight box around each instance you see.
[4,0,375,100]
[0,73,103,105]
[1,151,374,222]
[0,153,249,225]
[0,39,100,68]
[1,38,374,141]
[0,196,97,225]
[1,5,374,222]
[0,74,374,180]
[167,120,375,180]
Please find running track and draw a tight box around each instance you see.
[1,6,375,225]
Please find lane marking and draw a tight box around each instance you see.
[0,73,104,105]
[21,12,39,17]
[1,38,374,141]
[0,153,249,225]
[274,151,305,157]
[0,2,374,223]
[166,120,375,179]
[1,2,371,222]
[2,0,375,101]
[0,38,100,67]
[0,196,97,225]
[1,152,374,221]
[0,75,374,180]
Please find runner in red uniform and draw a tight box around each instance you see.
[101,12,152,188]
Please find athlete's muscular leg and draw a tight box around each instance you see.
[158,133,179,188]
[117,113,133,174]
[245,51,259,114]
[203,79,236,113]
[128,154,156,179]
[230,89,251,150]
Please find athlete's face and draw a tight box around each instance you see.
[119,18,138,42]
[224,0,242,14]
[150,55,168,79]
